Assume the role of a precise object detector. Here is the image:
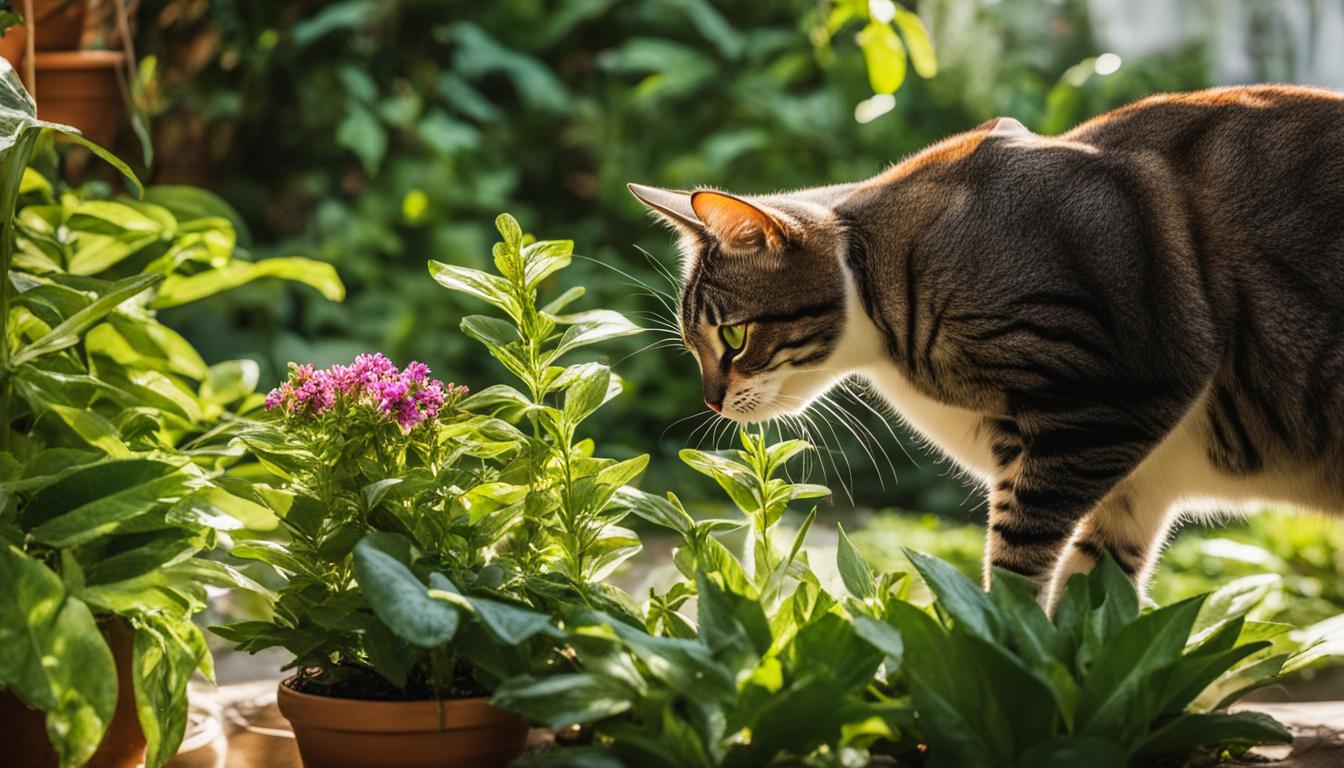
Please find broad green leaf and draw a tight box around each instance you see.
[883,601,1003,767]
[906,548,1002,642]
[1075,595,1206,744]
[26,459,192,547]
[464,595,557,645]
[858,20,906,95]
[10,273,163,367]
[352,537,459,648]
[1131,711,1290,763]
[853,616,903,672]
[490,673,634,730]
[151,256,344,308]
[611,487,694,534]
[1189,574,1280,644]
[550,309,641,359]
[428,260,518,319]
[0,545,118,768]
[892,9,938,78]
[199,359,259,406]
[521,238,572,289]
[563,362,612,424]
[134,615,209,767]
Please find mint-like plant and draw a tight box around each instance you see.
[430,213,644,616]
[492,431,907,766]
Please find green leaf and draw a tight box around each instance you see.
[892,9,938,78]
[134,615,209,767]
[905,548,1001,642]
[490,673,634,730]
[521,238,572,290]
[0,545,118,768]
[26,459,192,547]
[1131,711,1291,763]
[563,362,612,424]
[199,359,259,406]
[1189,574,1280,644]
[882,601,1003,768]
[56,131,143,198]
[836,523,876,601]
[10,273,163,367]
[352,537,459,648]
[550,309,641,359]
[336,104,387,174]
[853,615,904,671]
[151,257,344,308]
[1075,595,1207,745]
[611,487,694,535]
[463,594,556,645]
[428,260,518,318]
[858,21,906,95]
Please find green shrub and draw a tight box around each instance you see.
[0,60,333,767]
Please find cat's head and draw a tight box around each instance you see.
[629,183,857,423]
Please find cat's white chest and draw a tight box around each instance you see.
[859,364,997,482]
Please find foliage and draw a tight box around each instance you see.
[0,58,323,767]
[218,212,650,698]
[491,422,1304,767]
[130,0,1216,507]
[495,431,903,767]
[852,551,1299,767]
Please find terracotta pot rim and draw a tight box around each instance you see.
[276,679,524,734]
[34,50,125,70]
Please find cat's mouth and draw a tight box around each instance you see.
[718,368,839,423]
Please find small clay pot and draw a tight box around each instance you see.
[0,617,147,768]
[33,49,124,146]
[0,24,27,69]
[31,0,87,51]
[277,680,529,768]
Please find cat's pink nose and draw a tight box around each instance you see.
[705,400,722,413]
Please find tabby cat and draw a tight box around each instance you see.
[630,85,1344,604]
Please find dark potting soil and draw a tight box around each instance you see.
[288,661,490,702]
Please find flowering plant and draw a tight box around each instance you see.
[218,352,559,699]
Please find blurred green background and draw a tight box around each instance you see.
[123,0,1343,652]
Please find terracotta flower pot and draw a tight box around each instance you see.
[31,0,87,51]
[277,679,529,768]
[0,618,147,768]
[0,23,27,69]
[33,49,124,146]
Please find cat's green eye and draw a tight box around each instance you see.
[720,324,747,351]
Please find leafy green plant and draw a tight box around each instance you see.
[219,212,650,701]
[215,353,560,698]
[845,547,1299,767]
[495,431,903,767]
[0,58,325,767]
[430,213,644,618]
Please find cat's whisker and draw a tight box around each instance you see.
[813,393,892,491]
[839,378,920,469]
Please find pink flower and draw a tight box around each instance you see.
[264,354,465,431]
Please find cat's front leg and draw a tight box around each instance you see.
[1046,485,1175,605]
[982,416,1168,598]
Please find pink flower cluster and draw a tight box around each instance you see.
[264,353,466,431]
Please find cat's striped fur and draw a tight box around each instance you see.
[630,85,1344,602]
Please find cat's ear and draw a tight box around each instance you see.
[628,183,701,231]
[689,191,786,252]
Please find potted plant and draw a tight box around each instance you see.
[218,214,652,766]
[214,353,548,767]
[0,55,343,767]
